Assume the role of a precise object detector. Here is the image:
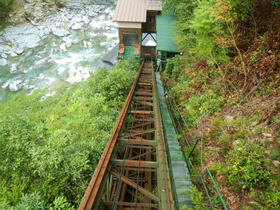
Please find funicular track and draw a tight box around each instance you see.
[80,61,174,210]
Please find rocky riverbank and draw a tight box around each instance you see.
[0,0,117,101]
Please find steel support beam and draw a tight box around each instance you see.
[130,110,153,115]
[111,159,158,168]
[119,138,157,146]
[111,170,160,202]
[104,201,158,208]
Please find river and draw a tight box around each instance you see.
[0,1,117,101]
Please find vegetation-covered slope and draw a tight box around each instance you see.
[0,0,13,21]
[163,0,279,209]
[0,59,138,209]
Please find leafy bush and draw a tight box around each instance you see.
[0,0,13,18]
[271,1,280,7]
[229,0,255,21]
[50,196,75,210]
[0,59,138,208]
[258,187,280,209]
[165,55,183,79]
[0,192,45,210]
[184,90,225,127]
[226,141,272,191]
[188,185,208,210]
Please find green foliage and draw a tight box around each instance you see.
[0,192,44,210]
[164,0,256,66]
[258,187,280,209]
[226,141,272,191]
[162,0,278,208]
[229,0,255,21]
[14,192,44,210]
[184,90,225,127]
[165,55,183,79]
[50,196,75,210]
[189,185,208,210]
[90,58,139,108]
[271,0,280,7]
[0,0,13,18]
[163,0,197,19]
[188,0,230,65]
[250,51,258,64]
[0,60,138,208]
[205,117,251,147]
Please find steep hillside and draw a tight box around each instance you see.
[163,0,280,209]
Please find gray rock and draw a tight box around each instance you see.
[10,64,18,74]
[0,44,12,53]
[88,9,96,17]
[225,115,234,123]
[1,79,23,91]
[38,29,45,37]
[83,40,87,48]
[87,41,92,47]
[272,160,280,168]
[0,58,8,66]
[51,27,69,37]
[82,16,90,24]
[10,52,18,57]
[22,34,41,48]
[233,140,241,146]
[1,81,9,89]
[24,0,34,4]
[16,48,24,55]
[262,133,272,137]
[208,146,221,152]
[0,53,7,58]
[3,24,41,49]
[9,80,23,91]
[60,43,67,51]
[66,13,74,20]
[65,38,72,48]
[44,27,51,35]
[71,22,83,30]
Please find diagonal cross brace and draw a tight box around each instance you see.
[111,170,160,202]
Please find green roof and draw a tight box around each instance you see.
[156,14,179,52]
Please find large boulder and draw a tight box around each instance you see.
[51,27,69,37]
[3,24,41,49]
[0,58,8,66]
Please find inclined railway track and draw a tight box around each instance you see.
[79,61,174,210]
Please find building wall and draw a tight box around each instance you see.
[118,22,142,29]
[142,11,158,32]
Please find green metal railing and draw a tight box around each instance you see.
[201,168,228,210]
[161,75,228,210]
[164,82,200,158]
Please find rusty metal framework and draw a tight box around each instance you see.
[79,61,174,210]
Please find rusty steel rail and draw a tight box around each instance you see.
[79,60,174,210]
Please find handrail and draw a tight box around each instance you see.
[159,69,228,210]
[163,82,200,158]
[200,167,228,210]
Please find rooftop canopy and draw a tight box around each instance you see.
[113,0,162,23]
[156,14,179,52]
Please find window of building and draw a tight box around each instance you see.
[147,16,155,23]
[123,31,138,46]
[142,33,157,47]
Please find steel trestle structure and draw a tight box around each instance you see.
[80,61,174,210]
